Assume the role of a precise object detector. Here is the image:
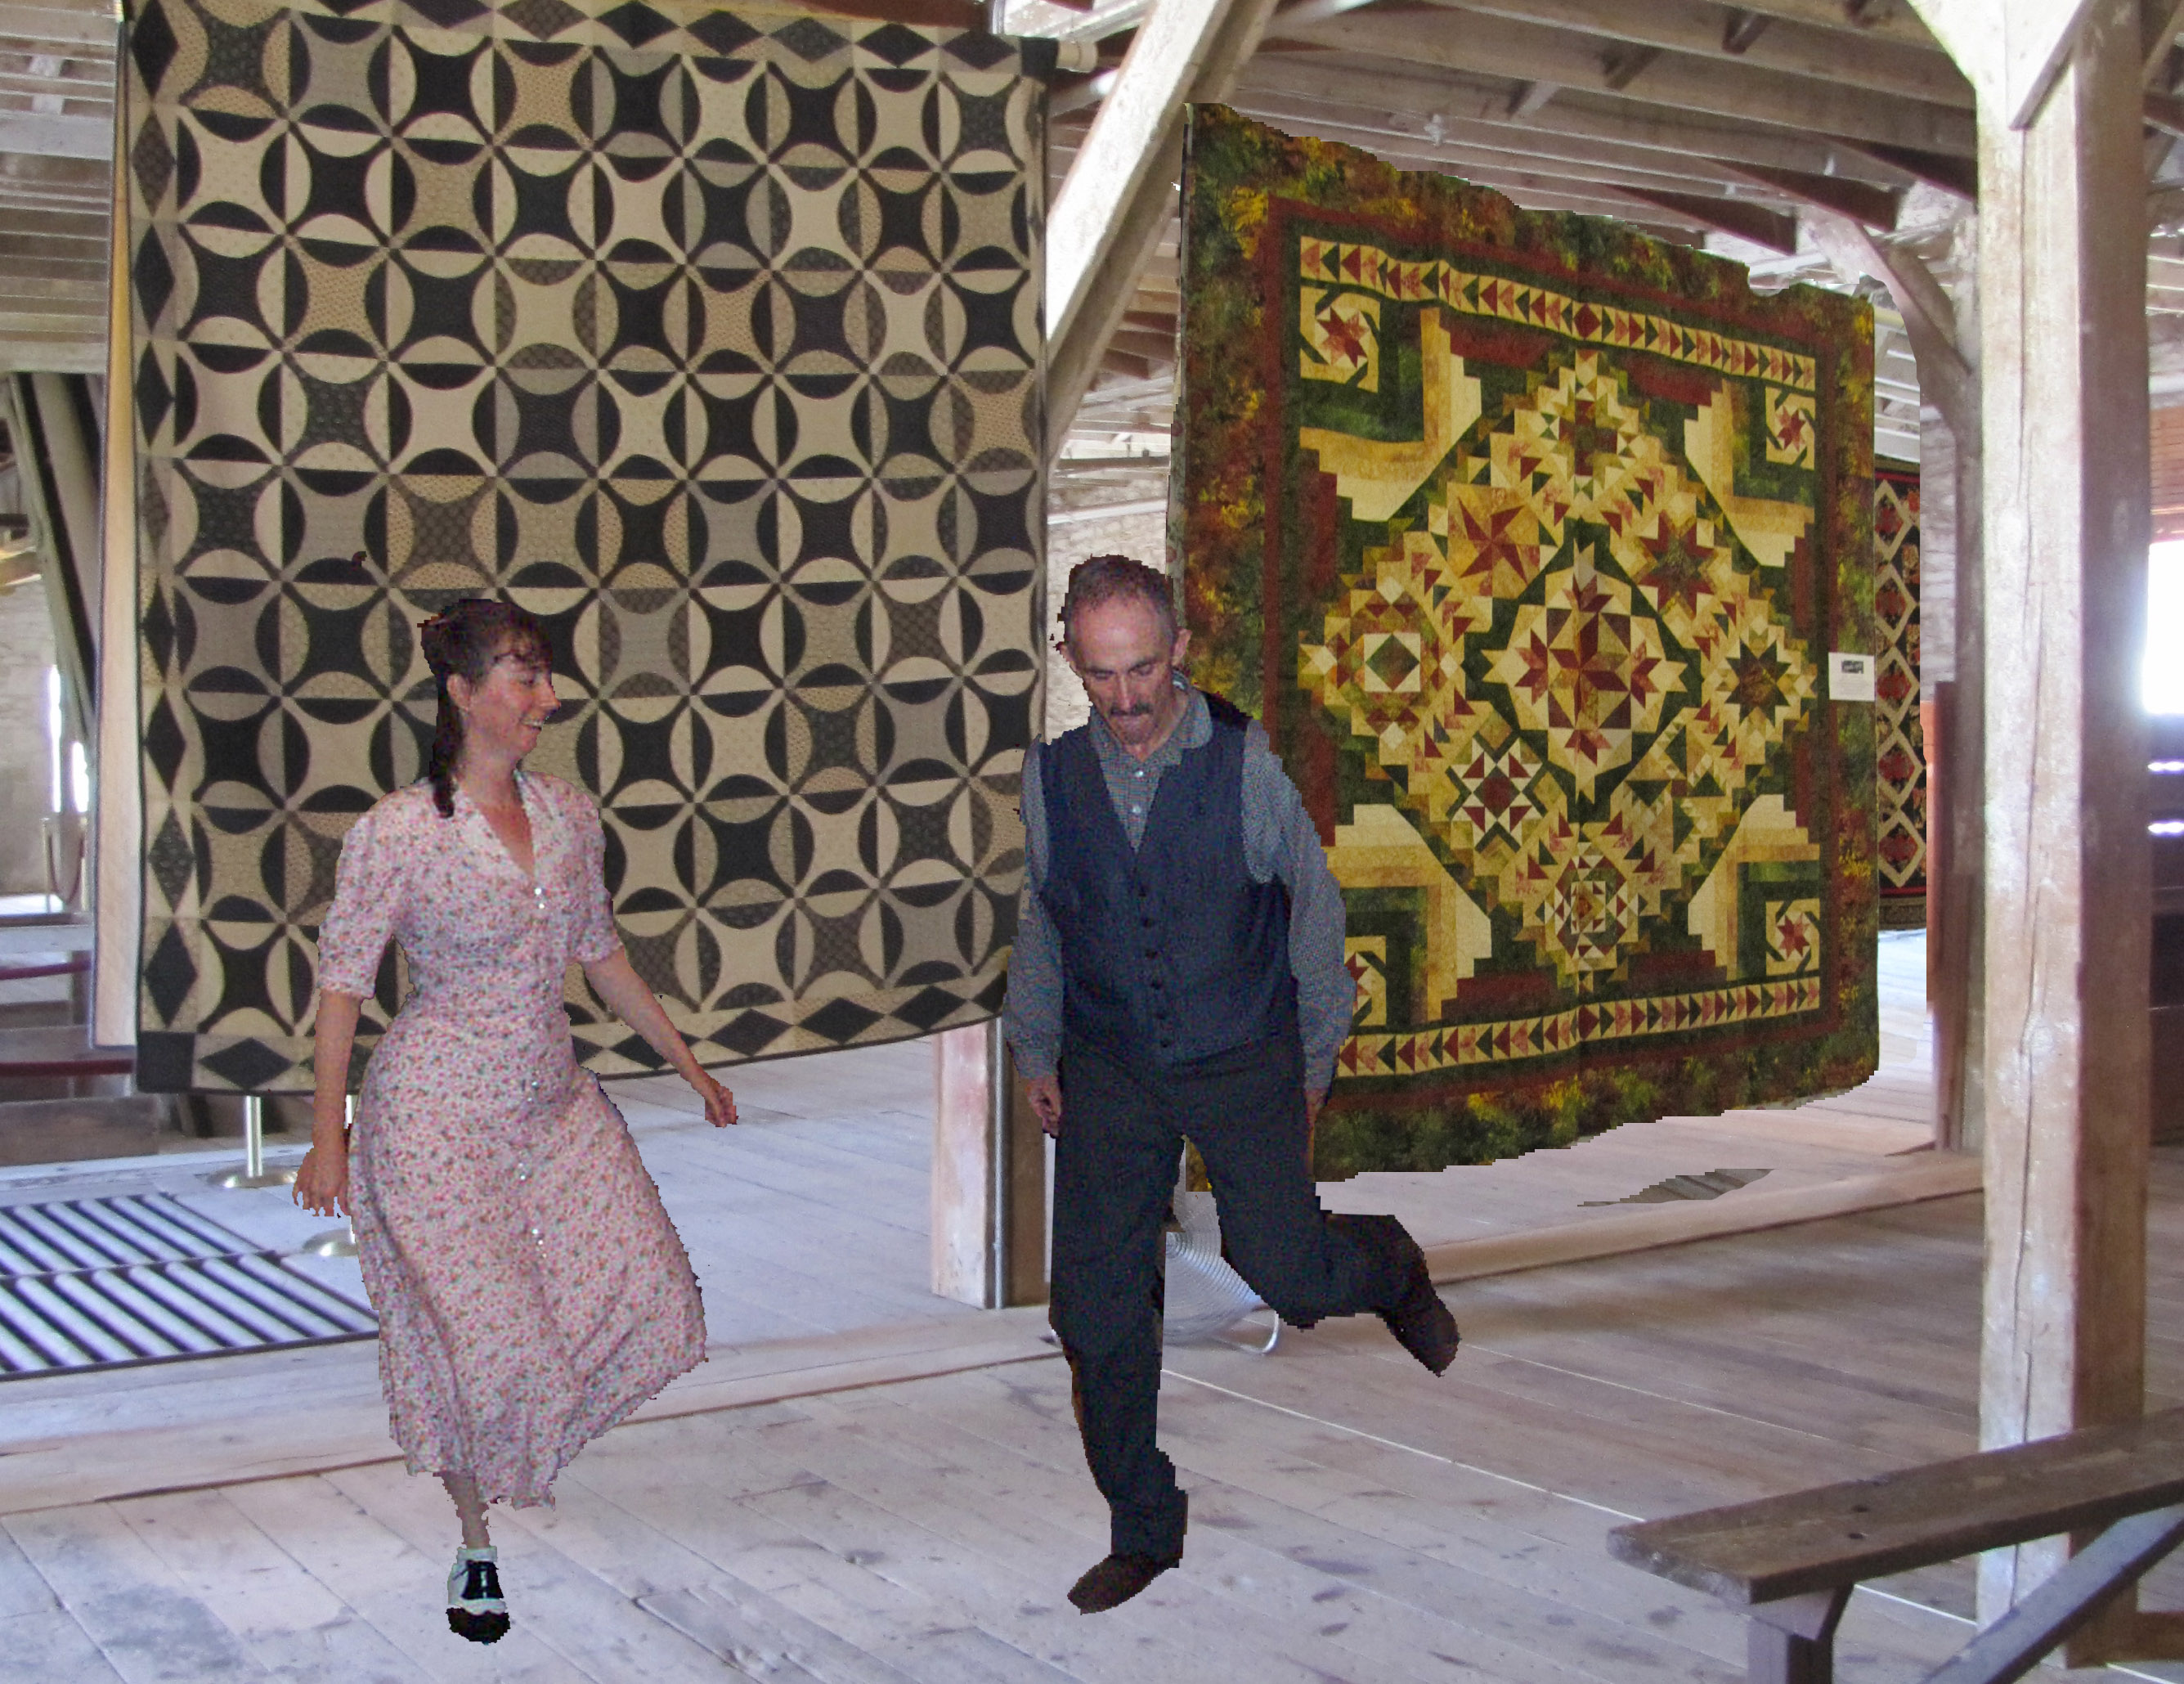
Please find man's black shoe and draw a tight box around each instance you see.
[1380,1234,1460,1375]
[1068,1550,1180,1613]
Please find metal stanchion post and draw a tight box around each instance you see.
[207,1095,296,1190]
[302,1095,358,1258]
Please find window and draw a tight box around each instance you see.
[2150,541,2184,716]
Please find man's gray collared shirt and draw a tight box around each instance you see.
[1002,685,1357,1093]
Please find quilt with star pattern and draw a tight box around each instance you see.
[125,0,1046,1093]
[1873,460,1926,927]
[1175,107,1878,1177]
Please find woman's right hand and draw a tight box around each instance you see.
[293,1135,350,1219]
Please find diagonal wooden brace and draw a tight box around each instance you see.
[1922,1504,2184,1684]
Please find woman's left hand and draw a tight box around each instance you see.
[689,1068,738,1128]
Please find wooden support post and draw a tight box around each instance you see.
[1915,0,2155,1650]
[93,113,141,1049]
[1745,1588,1850,1684]
[932,1022,1047,1309]
[1805,213,1984,1151]
[1044,0,1276,447]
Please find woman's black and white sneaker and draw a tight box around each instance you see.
[446,1545,509,1644]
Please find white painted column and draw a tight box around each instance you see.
[931,1021,1047,1309]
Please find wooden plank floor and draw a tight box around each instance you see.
[17,931,2176,1682]
[5,1161,2179,1682]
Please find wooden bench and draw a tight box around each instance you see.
[1607,1407,2184,1684]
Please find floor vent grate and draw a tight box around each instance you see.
[0,1192,375,1379]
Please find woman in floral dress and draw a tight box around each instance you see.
[293,599,734,1645]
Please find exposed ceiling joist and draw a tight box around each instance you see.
[0,205,104,238]
[0,70,112,103]
[0,272,101,299]
[0,110,107,157]
[0,252,102,278]
[2146,0,2184,77]
[1829,136,1975,198]
[1275,7,1977,154]
[1720,8,1772,53]
[1612,185,1799,251]
[1234,82,1857,191]
[1240,53,1931,177]
[1715,159,1899,227]
[1239,96,1824,218]
[1704,0,1940,49]
[0,7,115,53]
[1599,41,1660,90]
[1430,0,1971,108]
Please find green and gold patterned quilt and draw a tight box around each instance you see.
[1175,107,1877,1176]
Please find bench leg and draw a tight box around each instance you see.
[1748,1588,1852,1684]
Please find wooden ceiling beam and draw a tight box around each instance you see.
[0,195,105,218]
[0,110,107,157]
[1237,97,1823,210]
[0,287,101,315]
[1711,159,1898,227]
[1263,131,1712,229]
[1107,326,1177,362]
[1275,7,1977,154]
[1234,77,1898,193]
[1610,186,1799,251]
[1688,0,1940,49]
[0,148,105,187]
[1239,53,1931,177]
[0,70,113,101]
[0,204,104,237]
[1829,135,1976,197]
[0,7,116,53]
[2145,0,2184,77]
[1423,0,1972,108]
[1720,8,1773,53]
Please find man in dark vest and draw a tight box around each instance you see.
[1005,554,1460,1614]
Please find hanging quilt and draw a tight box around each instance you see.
[126,0,1047,1093]
[1873,460,1926,927]
[1175,107,1877,1177]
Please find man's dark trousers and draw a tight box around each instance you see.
[1048,1031,1407,1561]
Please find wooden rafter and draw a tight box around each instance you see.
[1236,81,1876,190]
[1610,185,1799,251]
[1831,135,1977,196]
[1714,159,1899,227]
[1702,0,1941,49]
[1273,7,1978,153]
[1426,0,1972,108]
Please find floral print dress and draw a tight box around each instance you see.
[316,771,705,1507]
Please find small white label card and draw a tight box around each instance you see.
[1827,650,1877,703]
